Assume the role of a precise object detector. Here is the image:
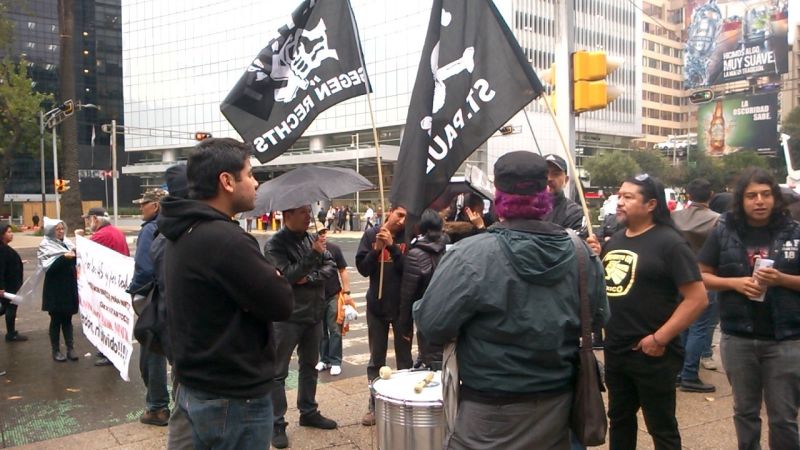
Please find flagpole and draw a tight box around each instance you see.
[348,0,387,299]
[523,109,543,155]
[540,95,595,233]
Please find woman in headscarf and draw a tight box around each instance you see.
[38,217,79,362]
[0,223,26,342]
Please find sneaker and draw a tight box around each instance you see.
[139,408,170,426]
[315,361,330,372]
[66,349,79,361]
[53,351,67,362]
[701,357,718,371]
[0,369,6,376]
[5,332,28,342]
[330,365,342,376]
[361,410,376,426]
[272,424,288,449]
[679,378,716,393]
[299,411,337,429]
[94,356,113,366]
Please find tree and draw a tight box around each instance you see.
[584,151,641,193]
[58,0,82,231]
[722,150,768,176]
[0,57,52,211]
[629,149,670,180]
[782,106,800,172]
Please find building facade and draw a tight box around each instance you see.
[121,0,642,198]
[2,0,140,204]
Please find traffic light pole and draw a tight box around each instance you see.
[40,112,46,218]
[555,0,576,197]
[53,125,60,219]
[111,119,119,225]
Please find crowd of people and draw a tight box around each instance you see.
[1,137,799,450]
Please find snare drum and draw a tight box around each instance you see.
[371,369,445,450]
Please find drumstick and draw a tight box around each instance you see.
[414,372,435,393]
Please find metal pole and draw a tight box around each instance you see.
[111,119,119,225]
[355,133,360,214]
[52,125,60,219]
[555,0,576,198]
[40,111,46,217]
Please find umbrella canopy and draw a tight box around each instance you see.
[249,166,374,215]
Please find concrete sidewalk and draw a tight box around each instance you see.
[9,357,768,450]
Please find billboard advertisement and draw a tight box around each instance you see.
[684,0,789,89]
[696,91,779,156]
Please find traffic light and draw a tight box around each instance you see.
[58,100,74,116]
[194,132,213,141]
[689,89,714,104]
[54,179,70,193]
[572,51,622,114]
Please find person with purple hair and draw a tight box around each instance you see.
[414,151,609,449]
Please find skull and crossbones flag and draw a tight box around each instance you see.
[221,0,370,163]
[390,0,543,217]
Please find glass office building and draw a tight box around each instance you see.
[122,0,641,195]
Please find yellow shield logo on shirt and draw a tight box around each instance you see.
[603,250,638,297]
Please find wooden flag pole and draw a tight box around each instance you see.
[540,95,595,233]
[364,91,387,300]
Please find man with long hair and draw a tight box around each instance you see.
[591,174,708,450]
[415,151,608,449]
[698,167,800,450]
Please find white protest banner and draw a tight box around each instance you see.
[76,235,135,381]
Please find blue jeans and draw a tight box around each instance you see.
[680,291,715,381]
[720,334,800,450]
[319,295,342,366]
[177,385,273,450]
[701,292,719,359]
[140,345,169,411]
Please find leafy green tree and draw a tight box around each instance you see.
[629,149,670,180]
[0,57,52,209]
[722,150,768,177]
[584,151,641,193]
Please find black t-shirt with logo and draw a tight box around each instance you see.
[602,225,701,355]
[698,226,774,339]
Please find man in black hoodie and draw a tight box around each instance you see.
[542,153,585,234]
[158,138,293,449]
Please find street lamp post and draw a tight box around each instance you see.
[352,133,360,214]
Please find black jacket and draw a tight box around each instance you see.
[398,233,447,332]
[356,226,406,318]
[544,191,585,233]
[158,197,293,399]
[264,228,337,324]
[0,243,23,294]
[42,255,78,315]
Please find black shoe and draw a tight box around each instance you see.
[6,332,28,342]
[66,349,79,361]
[680,378,716,393]
[53,351,67,362]
[299,411,337,429]
[272,424,288,449]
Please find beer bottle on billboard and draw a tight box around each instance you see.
[709,100,725,156]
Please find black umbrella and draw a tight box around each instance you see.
[249,166,374,215]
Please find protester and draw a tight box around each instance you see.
[158,138,293,449]
[591,174,707,449]
[356,204,409,426]
[265,204,339,448]
[542,153,585,233]
[317,229,353,376]
[415,151,609,449]
[0,223,27,342]
[698,168,800,450]
[444,193,489,244]
[363,204,374,230]
[671,178,720,393]
[326,206,336,230]
[399,208,448,370]
[38,218,78,362]
[152,164,192,450]
[80,207,129,366]
[127,188,169,426]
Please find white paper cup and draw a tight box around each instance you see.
[750,258,774,302]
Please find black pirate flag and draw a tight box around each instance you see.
[221,0,370,163]
[390,0,543,217]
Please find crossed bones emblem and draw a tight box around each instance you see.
[421,9,476,134]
